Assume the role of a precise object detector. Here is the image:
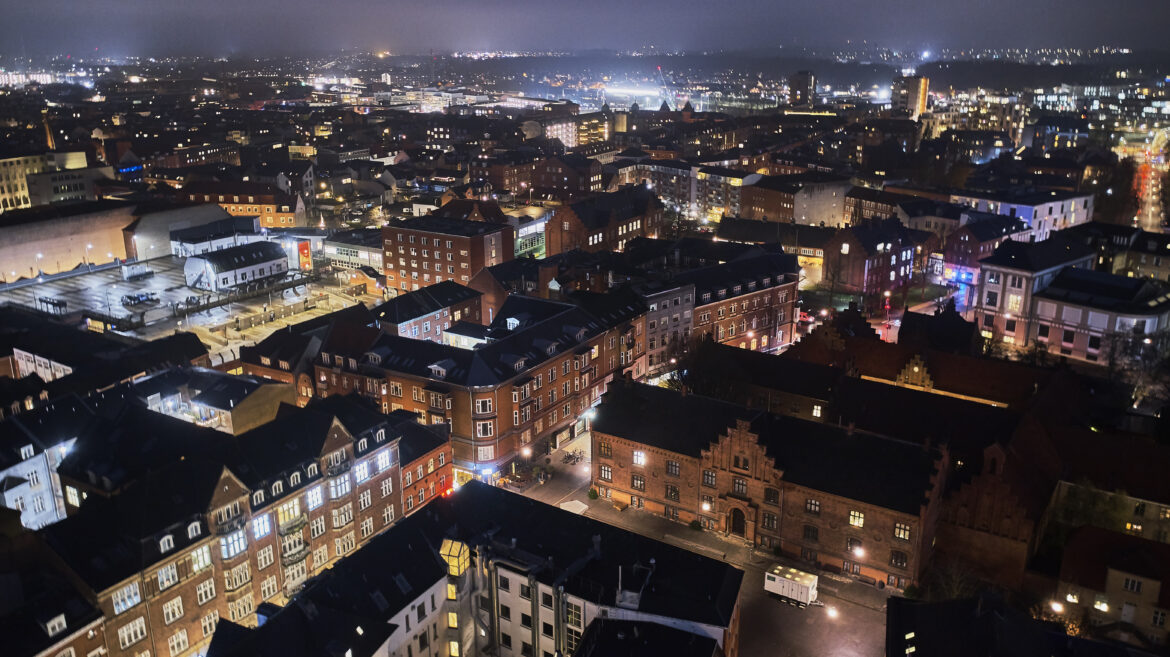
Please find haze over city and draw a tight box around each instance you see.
[1,0,1168,55]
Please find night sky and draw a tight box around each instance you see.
[0,0,1166,56]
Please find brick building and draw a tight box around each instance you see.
[739,172,851,226]
[180,181,303,229]
[675,253,799,352]
[469,151,538,192]
[371,280,483,342]
[546,185,664,256]
[531,154,603,195]
[823,218,938,306]
[591,382,947,589]
[313,294,646,482]
[38,396,450,657]
[382,216,514,292]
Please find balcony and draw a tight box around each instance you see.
[278,514,308,536]
[215,514,247,536]
[281,545,310,567]
[324,460,351,478]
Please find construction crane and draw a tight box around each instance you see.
[655,65,675,111]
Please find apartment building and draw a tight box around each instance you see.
[469,150,538,192]
[1027,268,1170,363]
[591,382,946,589]
[972,238,1096,348]
[739,172,851,226]
[204,482,743,657]
[822,218,936,303]
[382,216,514,292]
[676,253,799,353]
[531,154,603,195]
[0,150,88,213]
[180,181,303,229]
[313,293,646,482]
[371,281,483,343]
[949,189,1094,242]
[942,216,1031,285]
[1057,526,1170,648]
[545,185,664,256]
[632,280,696,375]
[39,398,447,657]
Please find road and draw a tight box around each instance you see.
[1123,129,1168,233]
[518,438,888,657]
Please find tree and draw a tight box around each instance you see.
[1042,479,1131,554]
[665,335,748,403]
[1094,157,1141,225]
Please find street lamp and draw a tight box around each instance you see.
[85,243,93,268]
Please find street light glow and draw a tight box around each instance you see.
[827,606,839,619]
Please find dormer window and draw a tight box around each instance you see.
[187,522,201,539]
[321,352,330,364]
[159,535,174,553]
[260,356,272,366]
[376,429,386,443]
[290,472,301,486]
[546,343,557,355]
[272,481,283,496]
[252,491,264,505]
[307,464,318,477]
[43,614,66,637]
[506,317,520,331]
[357,438,368,452]
[429,364,447,378]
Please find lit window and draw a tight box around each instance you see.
[632,451,646,466]
[849,510,865,528]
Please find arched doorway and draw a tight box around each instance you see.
[729,508,746,536]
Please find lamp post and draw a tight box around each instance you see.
[85,243,93,269]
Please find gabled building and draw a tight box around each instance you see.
[314,294,646,481]
[546,185,664,256]
[674,252,800,353]
[973,237,1097,349]
[591,382,947,590]
[371,281,483,342]
[34,397,446,657]
[184,241,289,292]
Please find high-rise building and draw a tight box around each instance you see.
[789,70,815,106]
[893,75,930,120]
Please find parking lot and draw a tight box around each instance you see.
[0,255,382,362]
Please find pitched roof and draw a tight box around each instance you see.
[594,382,940,515]
[1035,267,1170,315]
[562,185,662,231]
[1061,526,1170,609]
[979,237,1095,271]
[192,241,287,271]
[371,281,481,324]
